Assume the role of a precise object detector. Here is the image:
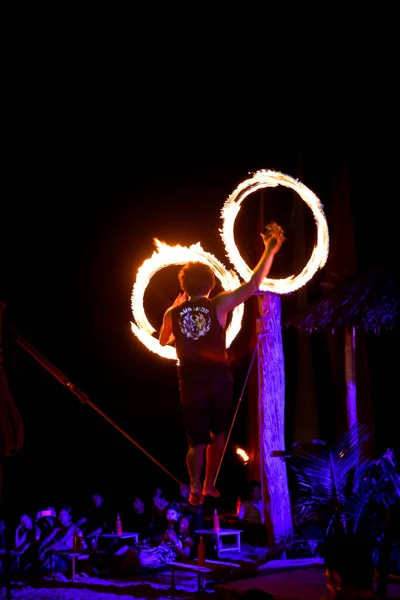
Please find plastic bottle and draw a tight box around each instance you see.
[72,527,80,552]
[116,513,123,536]
[197,535,206,565]
[236,496,241,516]
[213,508,220,532]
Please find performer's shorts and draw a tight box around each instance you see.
[179,379,234,446]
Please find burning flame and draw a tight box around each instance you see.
[131,238,244,360]
[220,169,329,294]
[236,447,249,464]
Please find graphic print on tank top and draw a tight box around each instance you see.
[178,305,211,340]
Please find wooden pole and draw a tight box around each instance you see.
[257,292,293,543]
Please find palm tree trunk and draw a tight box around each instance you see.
[257,292,293,543]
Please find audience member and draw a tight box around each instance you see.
[76,492,114,545]
[152,486,169,533]
[238,481,263,524]
[39,506,85,573]
[13,512,41,573]
[118,503,194,574]
[125,494,153,540]
[35,507,56,545]
[237,481,267,543]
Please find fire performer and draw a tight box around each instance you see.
[159,222,285,506]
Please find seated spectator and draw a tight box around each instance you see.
[153,487,169,513]
[124,494,153,541]
[35,507,56,545]
[12,512,41,573]
[238,481,263,524]
[175,513,195,557]
[38,506,85,573]
[323,534,377,599]
[237,481,267,543]
[76,492,114,546]
[152,486,169,531]
[115,502,194,575]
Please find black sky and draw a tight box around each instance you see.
[1,23,399,518]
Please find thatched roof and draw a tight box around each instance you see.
[285,269,400,334]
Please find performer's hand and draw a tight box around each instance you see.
[172,292,187,307]
[261,221,285,254]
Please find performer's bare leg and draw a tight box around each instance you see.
[186,444,205,505]
[202,432,225,497]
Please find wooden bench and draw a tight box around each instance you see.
[50,549,108,581]
[169,558,241,593]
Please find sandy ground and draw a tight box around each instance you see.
[2,548,400,599]
[2,568,208,600]
[0,545,254,600]
[3,567,400,600]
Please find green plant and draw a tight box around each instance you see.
[290,423,400,538]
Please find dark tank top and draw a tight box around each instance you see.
[171,297,233,383]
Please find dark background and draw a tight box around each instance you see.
[1,17,399,522]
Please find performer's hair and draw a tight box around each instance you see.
[178,262,215,296]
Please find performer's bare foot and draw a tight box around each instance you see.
[189,490,204,506]
[202,483,220,498]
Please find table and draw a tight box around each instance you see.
[170,558,240,593]
[195,528,242,557]
[50,549,108,581]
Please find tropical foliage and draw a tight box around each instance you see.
[289,423,400,538]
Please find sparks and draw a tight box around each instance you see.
[131,238,244,360]
[220,169,329,294]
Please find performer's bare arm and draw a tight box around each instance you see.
[214,222,285,328]
[159,292,187,346]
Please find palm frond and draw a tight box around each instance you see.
[331,424,371,476]
[290,423,373,533]
[292,424,370,502]
[351,459,372,492]
[291,421,399,543]
[345,467,376,533]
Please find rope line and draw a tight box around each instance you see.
[213,342,259,486]
[16,334,183,487]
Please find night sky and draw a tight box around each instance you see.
[1,30,399,521]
